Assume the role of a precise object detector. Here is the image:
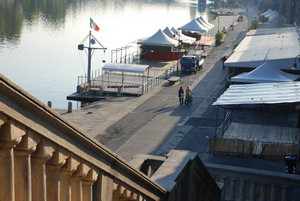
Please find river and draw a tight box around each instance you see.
[0,0,215,109]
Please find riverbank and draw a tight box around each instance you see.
[56,12,245,136]
[58,0,290,174]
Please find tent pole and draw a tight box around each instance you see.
[147,67,150,91]
[142,72,144,94]
[214,106,219,138]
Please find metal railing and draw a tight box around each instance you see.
[142,71,166,94]
[214,109,232,138]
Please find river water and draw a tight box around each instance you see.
[0,0,214,109]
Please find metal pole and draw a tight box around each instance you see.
[215,106,219,138]
[177,33,181,76]
[125,47,127,63]
[115,49,118,63]
[87,31,92,85]
[218,16,220,32]
[232,9,234,30]
[120,47,123,63]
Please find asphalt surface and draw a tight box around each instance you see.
[60,1,293,173]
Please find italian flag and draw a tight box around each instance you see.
[90,18,100,32]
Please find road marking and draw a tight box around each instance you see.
[177,116,190,126]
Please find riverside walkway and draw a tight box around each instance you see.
[58,2,291,172]
[57,3,300,200]
[59,5,252,162]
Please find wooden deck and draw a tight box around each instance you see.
[223,122,300,144]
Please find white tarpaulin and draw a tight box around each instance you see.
[231,62,300,83]
[212,82,300,106]
[137,29,178,47]
[102,63,149,73]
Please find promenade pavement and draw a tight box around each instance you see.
[59,2,287,173]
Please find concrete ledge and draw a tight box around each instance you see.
[129,153,166,169]
[168,76,180,85]
[151,150,197,191]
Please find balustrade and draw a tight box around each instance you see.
[207,163,300,201]
[0,74,167,201]
[0,111,166,201]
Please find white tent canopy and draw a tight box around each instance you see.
[260,9,273,17]
[164,27,195,44]
[178,19,208,33]
[196,17,211,30]
[137,29,178,47]
[267,11,279,22]
[199,16,215,29]
[171,27,196,43]
[102,63,149,73]
[163,27,180,40]
[231,62,300,83]
[264,10,277,18]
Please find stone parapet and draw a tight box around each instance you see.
[0,74,167,200]
[151,150,221,201]
[205,162,300,201]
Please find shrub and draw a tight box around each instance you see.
[233,40,240,49]
[215,31,224,46]
[249,19,259,30]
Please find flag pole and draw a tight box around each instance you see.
[87,30,92,85]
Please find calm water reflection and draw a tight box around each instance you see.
[0,0,214,109]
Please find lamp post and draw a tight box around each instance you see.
[174,32,181,77]
[232,8,235,30]
[218,16,220,32]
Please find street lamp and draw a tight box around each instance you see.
[232,9,234,30]
[174,32,182,77]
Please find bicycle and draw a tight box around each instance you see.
[185,95,193,106]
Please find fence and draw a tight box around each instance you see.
[210,138,299,161]
[78,68,168,96]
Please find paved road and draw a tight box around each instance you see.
[60,1,287,172]
[95,9,248,159]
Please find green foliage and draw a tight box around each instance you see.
[215,31,224,46]
[233,40,240,49]
[184,48,189,55]
[249,19,259,30]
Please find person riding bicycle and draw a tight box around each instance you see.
[185,86,194,105]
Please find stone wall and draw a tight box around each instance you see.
[0,74,168,201]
